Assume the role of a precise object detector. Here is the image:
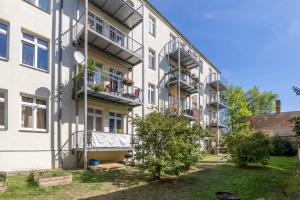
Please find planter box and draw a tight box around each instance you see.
[37,175,72,187]
[0,182,8,192]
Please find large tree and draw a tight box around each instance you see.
[133,111,208,180]
[245,87,278,116]
[227,86,252,131]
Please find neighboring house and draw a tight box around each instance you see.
[246,100,300,138]
[0,0,228,171]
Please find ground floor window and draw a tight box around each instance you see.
[87,108,103,132]
[0,91,6,129]
[109,112,123,133]
[21,95,47,131]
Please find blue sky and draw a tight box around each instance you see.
[149,0,300,112]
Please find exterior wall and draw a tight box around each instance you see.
[0,0,54,171]
[0,0,225,171]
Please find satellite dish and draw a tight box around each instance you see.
[74,51,86,64]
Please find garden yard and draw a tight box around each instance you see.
[0,156,299,200]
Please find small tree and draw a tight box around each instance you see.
[133,111,208,180]
[290,86,300,147]
[225,125,273,167]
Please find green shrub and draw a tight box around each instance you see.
[91,83,105,92]
[271,136,296,156]
[226,125,273,167]
[0,171,6,182]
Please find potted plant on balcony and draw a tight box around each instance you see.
[0,172,7,193]
[91,83,105,92]
[123,77,134,86]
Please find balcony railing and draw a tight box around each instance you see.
[166,103,202,120]
[209,95,229,106]
[75,69,142,104]
[73,131,132,150]
[73,11,143,63]
[207,74,228,91]
[167,70,199,87]
[209,118,227,128]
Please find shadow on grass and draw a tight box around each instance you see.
[73,167,150,188]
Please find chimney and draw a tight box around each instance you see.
[276,100,281,114]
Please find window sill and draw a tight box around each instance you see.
[0,57,8,62]
[19,129,48,133]
[0,127,7,131]
[149,32,156,37]
[23,0,50,14]
[20,63,49,73]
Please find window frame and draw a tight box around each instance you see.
[109,112,123,134]
[148,15,156,36]
[20,95,48,132]
[23,0,50,13]
[87,107,103,132]
[0,21,9,61]
[148,83,155,104]
[21,32,49,72]
[148,48,156,70]
[0,90,7,130]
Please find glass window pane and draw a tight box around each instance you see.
[23,32,34,41]
[95,117,103,132]
[117,119,122,133]
[0,92,5,99]
[87,116,93,131]
[36,99,46,105]
[37,108,46,129]
[95,109,102,115]
[109,118,115,133]
[0,102,4,126]
[37,47,48,70]
[116,113,122,118]
[38,0,49,11]
[22,106,33,128]
[22,96,33,103]
[0,23,7,59]
[38,39,48,48]
[22,43,34,66]
[88,108,94,114]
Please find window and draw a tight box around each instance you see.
[109,112,123,133]
[21,96,47,131]
[87,108,103,132]
[22,32,49,71]
[148,48,156,70]
[0,22,8,60]
[192,95,198,109]
[148,15,156,36]
[0,91,6,129]
[148,83,155,104]
[25,0,49,12]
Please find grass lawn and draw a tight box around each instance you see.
[0,156,299,200]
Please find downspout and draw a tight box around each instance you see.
[57,0,63,168]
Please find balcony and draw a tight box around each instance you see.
[207,74,227,91]
[89,0,143,29]
[73,131,132,151]
[165,70,199,94]
[207,118,228,129]
[160,38,201,69]
[74,11,143,67]
[166,103,201,121]
[208,95,229,109]
[75,69,142,107]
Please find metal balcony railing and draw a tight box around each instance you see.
[209,95,229,106]
[73,11,143,58]
[75,69,142,103]
[209,118,227,127]
[166,103,202,119]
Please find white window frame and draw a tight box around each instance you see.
[148,48,156,70]
[149,15,156,36]
[0,91,7,129]
[148,83,155,104]
[24,0,50,12]
[87,108,103,132]
[0,22,9,60]
[21,32,49,72]
[109,112,123,134]
[20,95,47,132]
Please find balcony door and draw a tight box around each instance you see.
[109,112,123,134]
[109,68,123,93]
[87,108,103,132]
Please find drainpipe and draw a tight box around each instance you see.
[57,0,63,168]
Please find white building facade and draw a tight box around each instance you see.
[0,0,228,171]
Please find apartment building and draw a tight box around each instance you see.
[0,0,228,171]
